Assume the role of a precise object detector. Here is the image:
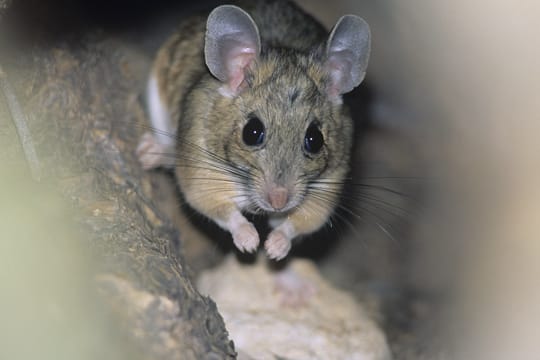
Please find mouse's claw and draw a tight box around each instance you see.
[232,222,260,253]
[265,230,292,261]
[136,132,174,170]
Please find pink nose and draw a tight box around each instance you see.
[268,187,288,210]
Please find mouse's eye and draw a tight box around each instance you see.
[304,122,324,154]
[242,116,265,146]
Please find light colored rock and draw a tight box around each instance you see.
[197,255,392,360]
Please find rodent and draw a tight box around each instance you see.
[137,0,371,260]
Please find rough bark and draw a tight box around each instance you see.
[0,33,235,359]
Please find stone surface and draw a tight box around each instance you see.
[198,255,392,360]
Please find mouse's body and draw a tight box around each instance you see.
[137,0,371,260]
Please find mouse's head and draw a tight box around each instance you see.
[204,5,370,214]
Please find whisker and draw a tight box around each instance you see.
[306,186,402,243]
[310,178,414,200]
[157,151,253,181]
[187,191,250,211]
[313,184,412,217]
[136,123,411,243]
[307,196,360,236]
[311,185,412,226]
[139,130,269,189]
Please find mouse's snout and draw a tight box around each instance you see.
[267,186,289,210]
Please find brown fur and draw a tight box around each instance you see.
[143,0,363,259]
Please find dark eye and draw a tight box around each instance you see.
[242,116,265,146]
[304,123,324,154]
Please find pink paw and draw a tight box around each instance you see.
[232,222,260,253]
[136,132,173,170]
[265,230,292,261]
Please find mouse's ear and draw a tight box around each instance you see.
[205,5,261,95]
[325,15,371,101]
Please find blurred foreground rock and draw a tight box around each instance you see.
[0,32,235,359]
[199,255,392,360]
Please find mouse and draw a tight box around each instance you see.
[136,0,371,261]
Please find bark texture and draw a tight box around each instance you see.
[0,32,235,360]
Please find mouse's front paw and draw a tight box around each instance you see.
[232,222,260,253]
[136,132,173,170]
[265,230,292,261]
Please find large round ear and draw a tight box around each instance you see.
[204,5,261,95]
[325,15,371,101]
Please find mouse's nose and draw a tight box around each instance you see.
[268,186,288,210]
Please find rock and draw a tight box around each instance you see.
[198,255,392,360]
